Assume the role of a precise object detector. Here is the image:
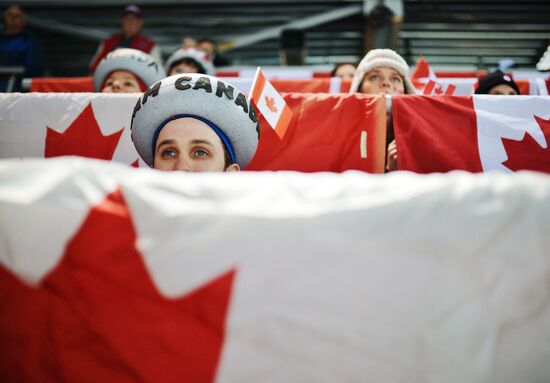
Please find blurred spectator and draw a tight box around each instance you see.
[196,38,231,67]
[164,47,214,76]
[498,58,516,71]
[475,70,520,95]
[331,62,357,81]
[0,5,44,92]
[350,49,416,171]
[93,48,165,93]
[90,5,160,74]
[180,37,196,50]
[536,45,550,71]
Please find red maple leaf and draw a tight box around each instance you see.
[434,85,444,95]
[0,189,234,382]
[265,95,278,113]
[45,103,123,160]
[502,115,550,172]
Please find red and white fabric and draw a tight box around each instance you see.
[22,76,549,96]
[411,56,437,89]
[27,77,351,94]
[0,92,386,173]
[1,157,550,382]
[393,95,550,173]
[412,57,459,95]
[247,93,386,173]
[0,92,141,166]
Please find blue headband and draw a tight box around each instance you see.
[152,114,237,164]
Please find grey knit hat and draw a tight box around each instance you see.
[349,49,416,94]
[94,48,166,91]
[131,73,260,169]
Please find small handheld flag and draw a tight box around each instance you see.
[249,67,293,140]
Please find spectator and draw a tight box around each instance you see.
[0,5,44,92]
[180,36,196,49]
[131,74,259,172]
[93,48,165,93]
[331,62,357,81]
[475,70,520,95]
[196,38,231,67]
[164,47,215,76]
[350,49,416,171]
[90,5,160,74]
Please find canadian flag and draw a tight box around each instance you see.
[423,79,457,96]
[0,93,141,166]
[1,157,550,382]
[250,67,294,140]
[411,56,437,89]
[0,92,387,173]
[411,57,457,95]
[247,92,387,173]
[393,95,550,173]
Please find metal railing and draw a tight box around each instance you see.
[0,66,25,92]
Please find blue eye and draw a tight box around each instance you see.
[162,149,177,158]
[193,149,209,158]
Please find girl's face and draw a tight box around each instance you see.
[488,84,518,95]
[101,70,142,93]
[334,64,356,81]
[360,67,405,95]
[169,61,201,76]
[153,117,240,173]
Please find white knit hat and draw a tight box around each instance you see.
[164,48,215,76]
[94,48,166,91]
[349,49,416,94]
[131,73,259,169]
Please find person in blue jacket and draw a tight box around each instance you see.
[0,5,45,92]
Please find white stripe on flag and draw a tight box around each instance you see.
[360,131,367,159]
[329,77,342,93]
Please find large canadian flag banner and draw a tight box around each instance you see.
[0,93,141,166]
[393,95,550,173]
[1,157,550,382]
[0,93,386,173]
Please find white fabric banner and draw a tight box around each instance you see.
[0,157,549,382]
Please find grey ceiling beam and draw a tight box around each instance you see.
[25,14,175,55]
[409,56,534,65]
[219,4,362,52]
[401,40,543,48]
[401,31,550,40]
[14,0,353,5]
[409,48,539,56]
[25,14,111,42]
[402,23,550,32]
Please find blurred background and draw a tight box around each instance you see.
[4,0,550,77]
